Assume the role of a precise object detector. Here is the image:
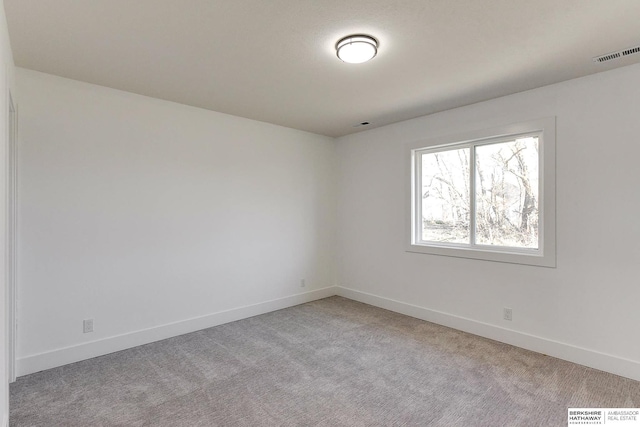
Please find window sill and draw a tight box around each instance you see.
[406,243,556,267]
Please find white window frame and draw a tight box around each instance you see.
[406,117,556,267]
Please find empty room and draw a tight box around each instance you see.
[1,1,640,426]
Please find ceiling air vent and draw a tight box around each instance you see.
[593,45,640,63]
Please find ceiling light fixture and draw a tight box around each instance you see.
[336,35,378,64]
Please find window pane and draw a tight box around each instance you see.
[421,148,470,243]
[475,137,539,248]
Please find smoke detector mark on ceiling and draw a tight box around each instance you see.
[593,45,640,63]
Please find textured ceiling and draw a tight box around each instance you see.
[5,0,640,137]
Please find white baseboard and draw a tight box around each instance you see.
[17,286,337,377]
[336,286,640,382]
[17,285,640,382]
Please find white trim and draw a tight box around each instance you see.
[17,285,640,382]
[17,286,337,376]
[336,286,640,382]
[405,117,556,267]
[2,413,7,427]
[6,90,17,383]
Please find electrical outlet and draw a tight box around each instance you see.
[83,319,94,333]
[300,279,306,288]
[503,308,513,321]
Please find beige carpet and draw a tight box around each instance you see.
[10,296,640,426]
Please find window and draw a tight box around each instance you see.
[406,118,556,267]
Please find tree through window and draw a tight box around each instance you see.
[407,118,556,267]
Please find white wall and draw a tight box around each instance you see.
[13,54,640,386]
[336,63,640,380]
[16,69,336,374]
[0,3,15,425]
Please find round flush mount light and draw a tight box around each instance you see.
[336,35,378,64]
